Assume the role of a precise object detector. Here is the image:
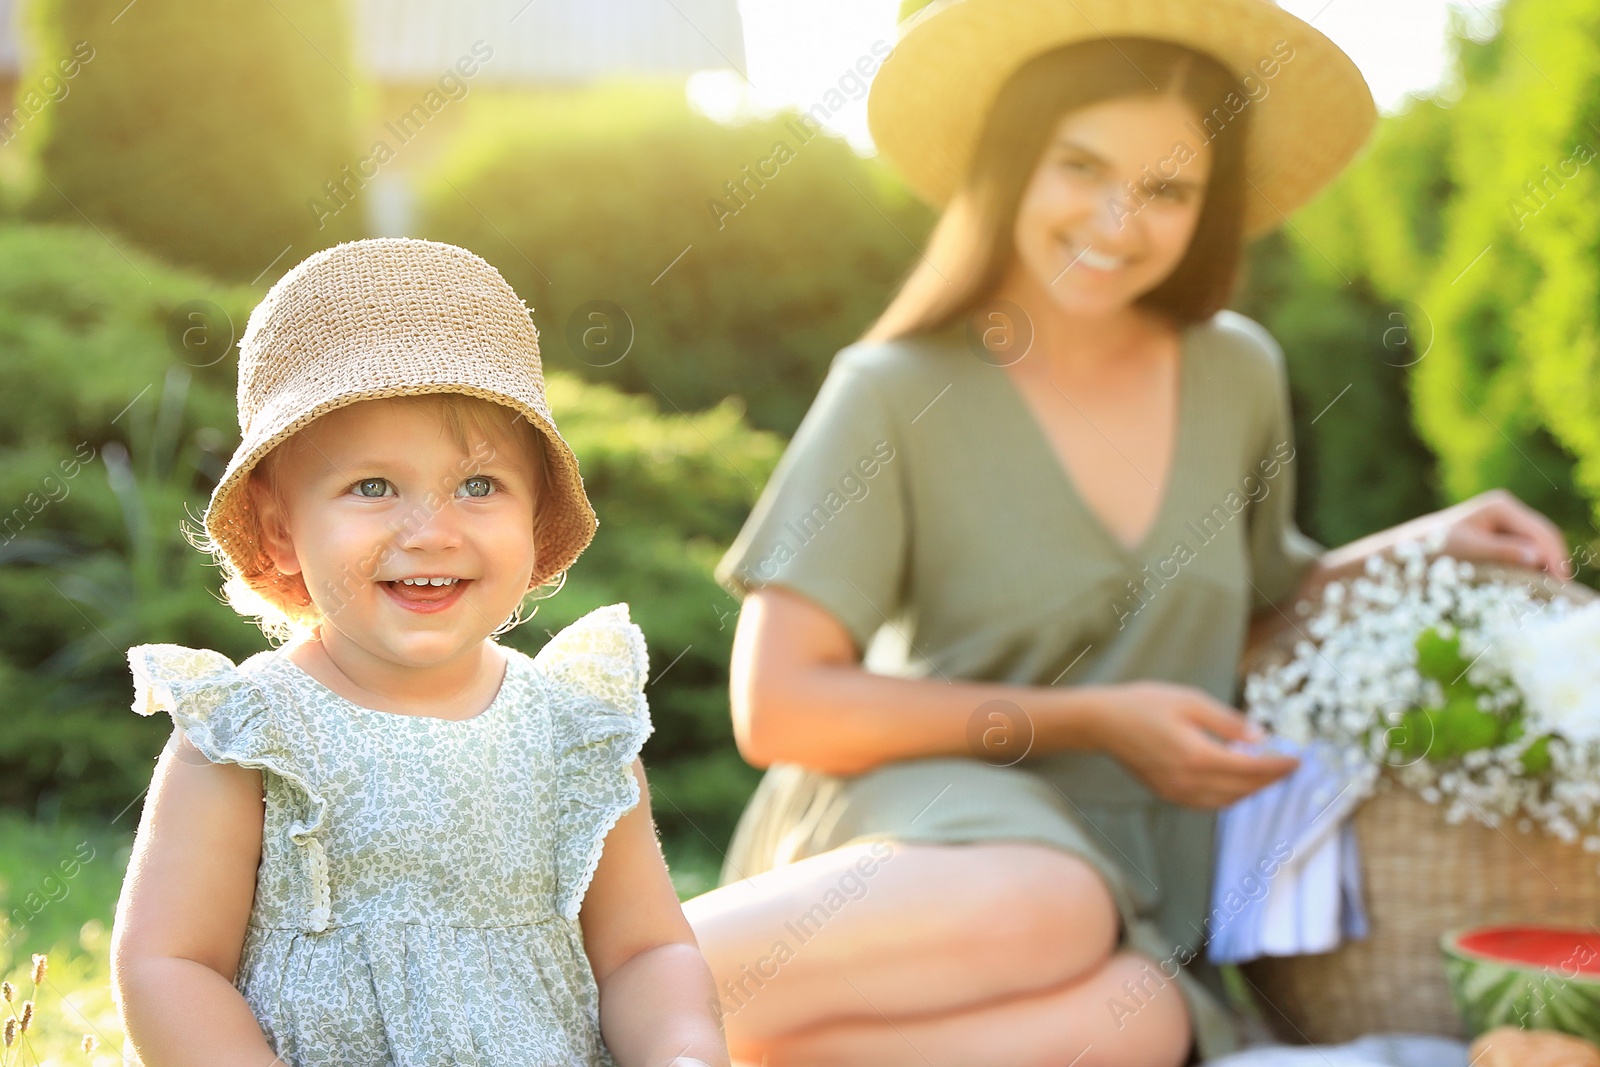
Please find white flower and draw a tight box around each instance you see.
[1242,540,1600,842]
[1496,603,1600,743]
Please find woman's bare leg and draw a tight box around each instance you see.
[759,950,1193,1067]
[681,840,1123,1061]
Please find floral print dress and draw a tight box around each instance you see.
[120,603,653,1067]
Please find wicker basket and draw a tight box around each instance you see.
[1237,563,1600,1045]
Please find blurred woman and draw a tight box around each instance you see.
[683,3,1572,1064]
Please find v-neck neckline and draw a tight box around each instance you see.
[985,321,1198,563]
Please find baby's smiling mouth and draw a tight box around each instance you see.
[382,576,470,608]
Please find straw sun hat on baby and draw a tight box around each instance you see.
[202,237,597,618]
[868,0,1378,239]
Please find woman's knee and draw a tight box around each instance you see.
[1096,951,1193,1067]
[940,841,1121,986]
[690,838,1120,997]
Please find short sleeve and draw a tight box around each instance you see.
[532,603,655,922]
[127,644,333,930]
[714,348,908,652]
[1236,322,1325,612]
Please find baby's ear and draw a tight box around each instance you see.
[248,475,302,578]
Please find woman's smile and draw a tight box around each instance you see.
[1059,237,1136,277]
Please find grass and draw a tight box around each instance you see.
[0,813,131,1065]
[0,810,724,1062]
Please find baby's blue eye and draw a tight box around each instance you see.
[354,478,391,498]
[458,476,496,498]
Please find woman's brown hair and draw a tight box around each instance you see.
[861,36,1252,344]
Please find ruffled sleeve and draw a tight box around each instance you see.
[127,643,334,931]
[532,604,655,922]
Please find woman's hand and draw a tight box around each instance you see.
[1323,487,1572,582]
[1088,681,1299,808]
[1422,488,1572,577]
[1290,488,1574,612]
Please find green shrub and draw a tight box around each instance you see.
[1238,0,1600,555]
[416,80,934,435]
[1404,0,1600,536]
[17,0,365,282]
[498,374,780,863]
[1235,229,1442,547]
[0,223,259,815]
[1270,1,1600,547]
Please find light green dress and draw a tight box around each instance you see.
[712,310,1323,1061]
[121,603,652,1067]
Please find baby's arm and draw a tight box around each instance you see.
[580,758,730,1067]
[111,730,284,1066]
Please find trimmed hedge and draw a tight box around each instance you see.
[17,0,365,281]
[0,223,257,815]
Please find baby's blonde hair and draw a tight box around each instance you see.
[194,393,554,644]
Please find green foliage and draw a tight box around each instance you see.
[0,223,261,814]
[1409,626,1506,761]
[1230,54,1469,547]
[415,80,933,435]
[18,0,366,282]
[0,813,133,1057]
[0,811,130,967]
[495,375,781,854]
[1423,692,1504,762]
[1391,626,1548,770]
[1235,231,1443,546]
[1241,0,1600,553]
[1285,96,1460,298]
[1286,0,1600,546]
[1415,625,1469,682]
[1521,735,1554,776]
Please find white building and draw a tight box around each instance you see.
[0,0,745,84]
[355,0,745,83]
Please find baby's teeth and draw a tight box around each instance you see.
[399,577,457,586]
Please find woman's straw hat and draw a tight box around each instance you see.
[868,0,1377,238]
[203,237,597,611]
